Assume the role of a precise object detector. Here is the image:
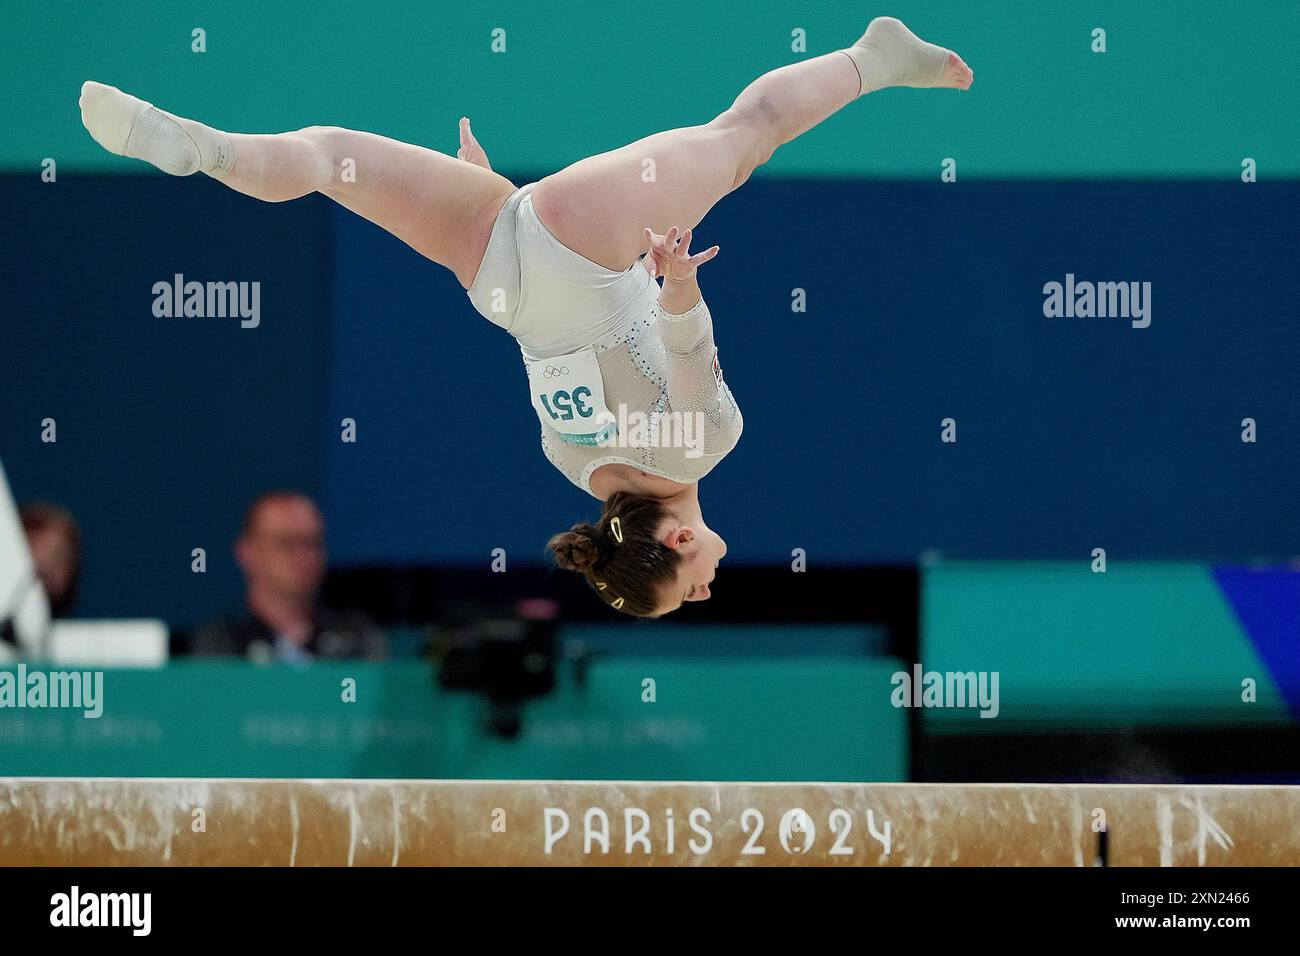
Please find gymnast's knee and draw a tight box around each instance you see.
[711,107,776,190]
[293,126,350,190]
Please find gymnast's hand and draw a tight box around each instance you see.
[456,117,491,170]
[641,226,720,282]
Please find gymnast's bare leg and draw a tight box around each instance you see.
[78,17,970,288]
[78,84,517,289]
[531,16,972,271]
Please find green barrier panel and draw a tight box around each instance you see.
[0,658,907,780]
[921,561,1290,730]
[559,623,888,657]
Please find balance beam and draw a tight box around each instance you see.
[1,778,1295,866]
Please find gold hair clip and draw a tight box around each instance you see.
[609,516,623,543]
[595,579,622,607]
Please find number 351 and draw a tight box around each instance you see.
[540,387,594,421]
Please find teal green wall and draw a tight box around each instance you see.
[9,0,1297,176]
[922,562,1291,729]
[0,659,908,780]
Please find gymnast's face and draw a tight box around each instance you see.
[657,518,727,613]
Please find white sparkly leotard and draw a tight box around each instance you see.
[466,183,743,498]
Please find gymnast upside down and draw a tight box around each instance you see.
[80,16,972,616]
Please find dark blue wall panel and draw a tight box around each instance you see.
[325,178,1300,565]
[3,174,1297,627]
[1,176,331,627]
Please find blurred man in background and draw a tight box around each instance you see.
[19,502,81,618]
[193,491,386,663]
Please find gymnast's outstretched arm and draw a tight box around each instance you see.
[643,226,734,425]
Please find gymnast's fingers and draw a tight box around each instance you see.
[689,245,719,266]
[678,227,693,256]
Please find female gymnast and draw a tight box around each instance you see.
[79,16,971,617]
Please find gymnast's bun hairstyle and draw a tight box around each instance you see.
[547,491,682,617]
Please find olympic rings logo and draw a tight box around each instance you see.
[542,365,570,379]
